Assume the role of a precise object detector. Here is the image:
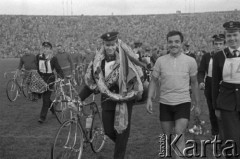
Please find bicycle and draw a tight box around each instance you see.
[51,98,106,159]
[48,75,80,124]
[4,70,33,102]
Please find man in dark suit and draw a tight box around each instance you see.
[212,21,240,158]
[36,42,64,123]
[79,32,147,159]
[198,34,225,139]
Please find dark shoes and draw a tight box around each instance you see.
[50,107,55,115]
[38,107,54,124]
[38,118,45,124]
[31,93,41,102]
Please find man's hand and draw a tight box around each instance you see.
[199,82,205,90]
[146,98,153,114]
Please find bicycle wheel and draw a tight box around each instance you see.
[51,119,84,159]
[22,83,28,98]
[52,97,71,124]
[21,82,33,100]
[6,79,19,102]
[90,103,106,153]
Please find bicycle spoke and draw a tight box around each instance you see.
[90,104,106,153]
[52,120,84,159]
[53,101,71,124]
[6,79,19,102]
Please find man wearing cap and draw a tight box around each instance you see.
[212,21,240,158]
[36,42,64,123]
[79,32,147,159]
[54,44,74,77]
[198,34,225,140]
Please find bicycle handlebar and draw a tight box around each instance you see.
[47,78,64,91]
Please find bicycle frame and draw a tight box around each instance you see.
[76,102,99,143]
[51,94,106,159]
[62,100,103,144]
[49,76,80,124]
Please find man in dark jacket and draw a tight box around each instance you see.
[36,42,64,123]
[198,34,225,138]
[79,32,147,159]
[212,21,240,158]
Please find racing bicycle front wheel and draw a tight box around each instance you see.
[6,79,19,102]
[51,119,84,159]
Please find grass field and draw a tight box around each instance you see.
[0,58,218,159]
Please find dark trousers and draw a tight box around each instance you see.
[220,110,240,159]
[40,90,52,120]
[205,77,219,135]
[102,101,133,159]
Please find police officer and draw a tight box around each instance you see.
[79,32,147,159]
[198,34,225,139]
[212,21,240,158]
[36,42,64,123]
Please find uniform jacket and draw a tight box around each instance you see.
[212,47,240,111]
[198,52,214,92]
[198,52,213,83]
[36,54,64,84]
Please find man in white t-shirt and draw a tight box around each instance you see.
[146,30,201,159]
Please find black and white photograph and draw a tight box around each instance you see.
[0,0,240,159]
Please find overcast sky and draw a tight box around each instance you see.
[0,0,238,16]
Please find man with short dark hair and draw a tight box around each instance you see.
[54,44,74,77]
[147,30,201,159]
[212,21,240,158]
[198,34,225,139]
[17,47,37,76]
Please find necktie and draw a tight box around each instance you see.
[105,55,116,62]
[233,50,240,57]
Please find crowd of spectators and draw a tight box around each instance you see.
[0,10,239,61]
